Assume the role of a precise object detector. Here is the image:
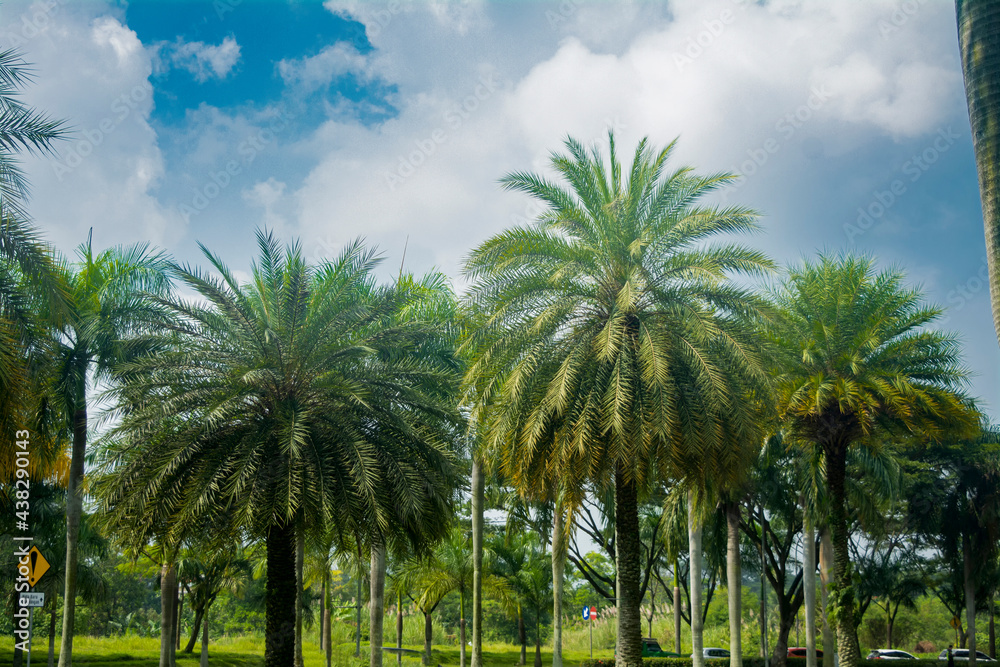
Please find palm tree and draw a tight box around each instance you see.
[408,527,488,667]
[491,531,552,667]
[770,254,977,667]
[178,546,251,656]
[93,232,461,667]
[463,131,773,667]
[956,0,1000,340]
[45,237,172,667]
[0,48,67,481]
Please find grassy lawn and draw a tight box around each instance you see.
[0,636,612,667]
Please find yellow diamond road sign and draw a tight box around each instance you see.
[27,546,49,587]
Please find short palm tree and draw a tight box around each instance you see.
[462,132,773,667]
[95,232,461,667]
[489,531,552,667]
[770,254,977,667]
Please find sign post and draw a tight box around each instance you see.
[19,592,44,667]
[17,547,50,667]
[582,606,596,658]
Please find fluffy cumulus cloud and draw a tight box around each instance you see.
[278,42,383,94]
[288,0,964,280]
[153,35,242,82]
[3,0,184,253]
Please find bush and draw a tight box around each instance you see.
[579,660,943,667]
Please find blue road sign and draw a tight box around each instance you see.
[582,605,590,620]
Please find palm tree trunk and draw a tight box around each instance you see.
[519,606,526,666]
[48,604,57,667]
[990,597,996,659]
[804,522,818,667]
[689,492,704,667]
[819,529,835,667]
[160,562,178,667]
[614,462,642,667]
[176,590,183,651]
[356,576,363,658]
[326,575,333,667]
[674,563,682,654]
[424,611,433,666]
[200,605,209,667]
[726,500,743,667]
[296,528,305,667]
[184,608,206,653]
[965,533,978,667]
[825,443,860,667]
[533,617,542,667]
[321,572,327,652]
[957,0,1000,338]
[552,497,566,667]
[471,459,484,667]
[648,587,655,637]
[397,592,404,666]
[371,542,387,667]
[265,522,297,667]
[58,400,86,667]
[459,589,467,667]
[886,608,892,650]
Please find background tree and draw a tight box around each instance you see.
[93,233,461,667]
[50,238,172,667]
[463,131,773,667]
[770,254,977,667]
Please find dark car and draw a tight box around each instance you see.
[642,638,681,658]
[788,648,824,658]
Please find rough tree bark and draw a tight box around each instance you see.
[826,442,860,667]
[424,612,433,666]
[614,463,642,667]
[265,522,297,667]
[159,562,177,667]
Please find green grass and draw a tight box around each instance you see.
[0,636,613,667]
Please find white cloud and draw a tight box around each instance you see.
[278,42,383,94]
[7,3,184,253]
[154,35,242,82]
[288,0,964,282]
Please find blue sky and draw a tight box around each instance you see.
[3,0,998,417]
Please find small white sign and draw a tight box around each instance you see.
[19,592,45,608]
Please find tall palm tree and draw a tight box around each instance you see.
[957,0,1000,340]
[463,132,773,667]
[93,232,461,667]
[770,254,977,667]
[46,237,172,667]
